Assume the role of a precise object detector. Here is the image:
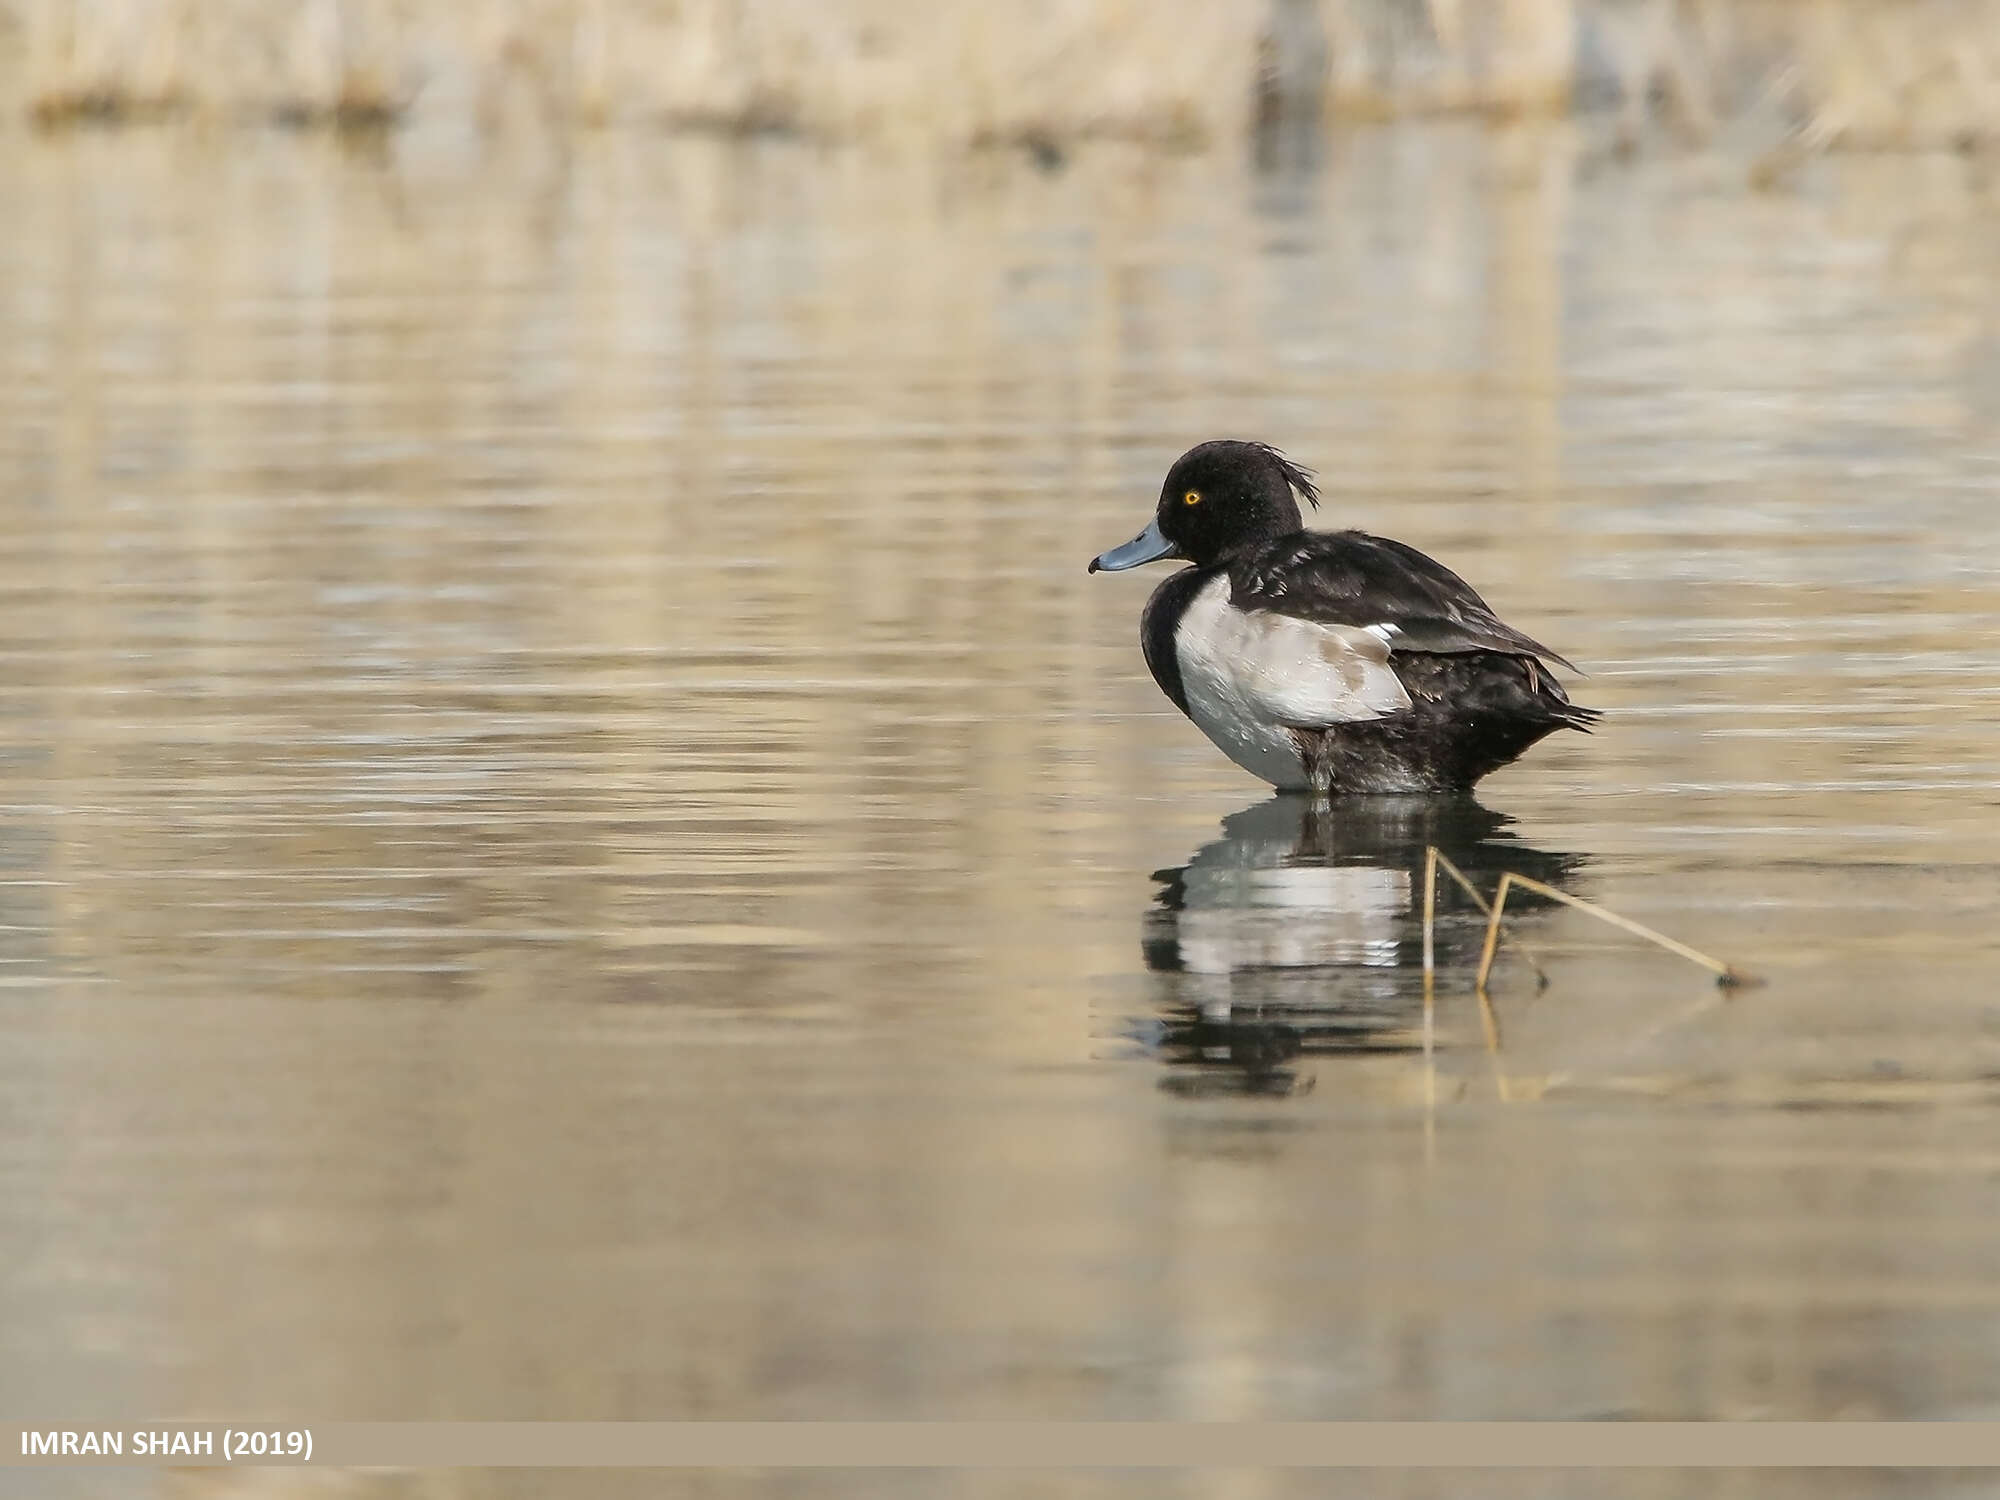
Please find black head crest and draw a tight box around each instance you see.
[1250,443,1319,509]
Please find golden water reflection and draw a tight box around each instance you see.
[3,123,2000,1468]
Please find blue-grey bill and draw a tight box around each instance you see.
[1088,517,1180,573]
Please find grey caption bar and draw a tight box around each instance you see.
[8,1422,2000,1468]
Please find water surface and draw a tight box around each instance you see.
[3,123,2000,1495]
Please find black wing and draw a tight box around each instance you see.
[1227,530,1578,671]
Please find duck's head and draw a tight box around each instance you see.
[1088,440,1319,574]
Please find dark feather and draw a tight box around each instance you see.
[1244,443,1319,510]
[1227,530,1578,672]
[1306,653,1598,792]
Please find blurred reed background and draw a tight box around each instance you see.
[3,0,1999,153]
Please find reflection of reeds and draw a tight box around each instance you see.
[6,0,2000,148]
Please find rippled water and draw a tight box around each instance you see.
[4,122,2000,1495]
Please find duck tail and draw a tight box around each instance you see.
[1526,656,1600,734]
[1556,701,1603,734]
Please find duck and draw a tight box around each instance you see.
[1088,440,1597,796]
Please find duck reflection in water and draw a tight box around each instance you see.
[1137,795,1585,1097]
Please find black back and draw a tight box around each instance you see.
[1228,530,1576,669]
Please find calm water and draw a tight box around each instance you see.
[4,121,2000,1497]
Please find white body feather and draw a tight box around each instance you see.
[1173,575,1410,791]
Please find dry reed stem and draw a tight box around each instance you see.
[1421,850,1753,1102]
[1422,846,1511,1106]
[1474,869,1759,995]
[1425,846,1550,989]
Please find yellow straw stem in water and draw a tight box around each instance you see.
[1472,870,1759,995]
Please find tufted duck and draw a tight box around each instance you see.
[1089,440,1597,795]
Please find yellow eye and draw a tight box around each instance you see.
[1183,489,1202,506]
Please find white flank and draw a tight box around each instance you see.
[1173,576,1411,790]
